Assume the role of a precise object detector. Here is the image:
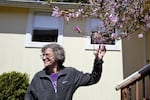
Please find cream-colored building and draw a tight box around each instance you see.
[0,0,149,100]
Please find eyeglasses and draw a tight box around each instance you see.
[40,53,52,58]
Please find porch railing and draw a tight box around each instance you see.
[115,64,150,100]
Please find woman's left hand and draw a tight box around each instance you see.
[96,44,106,60]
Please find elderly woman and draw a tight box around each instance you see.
[25,43,106,100]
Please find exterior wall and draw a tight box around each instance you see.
[0,6,123,100]
[122,33,145,78]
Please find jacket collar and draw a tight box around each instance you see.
[39,66,67,78]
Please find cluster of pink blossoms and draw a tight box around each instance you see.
[52,6,84,21]
[51,0,150,42]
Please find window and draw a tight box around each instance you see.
[26,11,64,47]
[32,29,58,42]
[85,18,121,50]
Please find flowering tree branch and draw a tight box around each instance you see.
[45,0,150,43]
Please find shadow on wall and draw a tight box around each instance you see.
[0,7,28,34]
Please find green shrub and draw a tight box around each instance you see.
[0,71,29,100]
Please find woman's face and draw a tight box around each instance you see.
[41,48,56,67]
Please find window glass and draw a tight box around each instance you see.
[32,29,58,42]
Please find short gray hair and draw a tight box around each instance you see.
[41,43,65,67]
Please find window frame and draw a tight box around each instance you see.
[25,10,64,48]
[85,18,121,51]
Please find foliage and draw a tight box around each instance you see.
[0,71,29,100]
[45,0,150,43]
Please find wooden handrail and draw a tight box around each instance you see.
[115,64,150,91]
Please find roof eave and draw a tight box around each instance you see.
[0,0,86,10]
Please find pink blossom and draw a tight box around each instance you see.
[108,14,118,24]
[74,9,83,18]
[64,16,70,22]
[51,6,62,17]
[138,33,144,38]
[74,26,82,33]
[75,12,80,18]
[111,33,118,39]
[89,0,93,5]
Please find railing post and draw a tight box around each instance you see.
[121,89,123,100]
[128,87,131,100]
[136,81,139,100]
[147,74,150,99]
[121,88,126,100]
[142,78,146,100]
